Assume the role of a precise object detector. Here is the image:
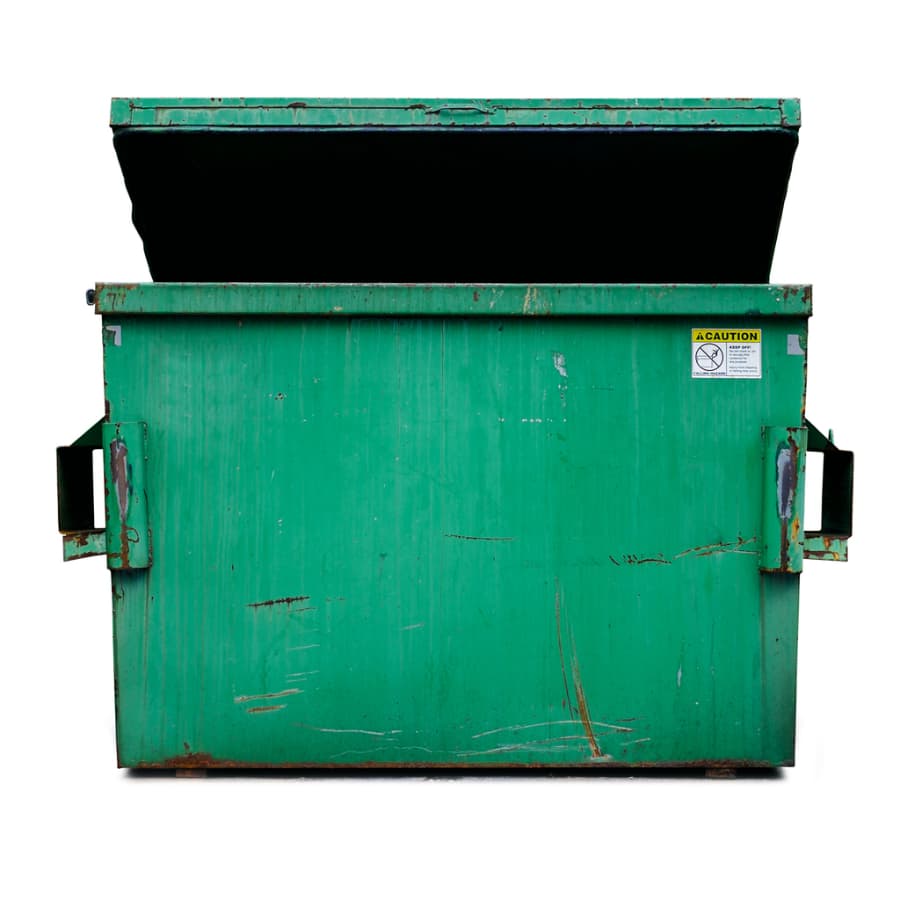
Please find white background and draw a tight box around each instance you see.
[2,2,896,897]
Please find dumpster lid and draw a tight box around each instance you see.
[112,98,800,283]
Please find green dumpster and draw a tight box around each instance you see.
[58,98,853,771]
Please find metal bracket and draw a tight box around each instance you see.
[57,419,107,561]
[803,419,853,561]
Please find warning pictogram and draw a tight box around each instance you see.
[694,343,724,372]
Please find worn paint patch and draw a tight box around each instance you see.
[775,445,797,520]
[552,352,568,378]
[109,439,130,522]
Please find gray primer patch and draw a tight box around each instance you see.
[787,334,804,355]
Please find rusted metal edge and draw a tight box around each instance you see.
[62,529,107,561]
[803,534,849,562]
[140,753,789,770]
[94,283,813,317]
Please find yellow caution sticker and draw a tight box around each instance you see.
[692,327,762,379]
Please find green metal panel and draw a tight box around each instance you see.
[99,283,809,768]
[110,97,801,129]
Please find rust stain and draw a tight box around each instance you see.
[161,751,216,768]
[791,517,801,542]
[444,533,514,542]
[70,531,98,547]
[247,705,287,714]
[247,595,311,609]
[570,650,602,759]
[145,755,781,771]
[805,549,841,561]
[555,578,602,759]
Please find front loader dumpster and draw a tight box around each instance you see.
[58,99,853,771]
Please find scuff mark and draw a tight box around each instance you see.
[457,740,588,757]
[555,579,573,715]
[444,533,514,542]
[235,689,302,704]
[246,595,311,609]
[471,719,631,740]
[608,555,621,566]
[674,536,758,559]
[677,666,683,688]
[328,746,433,760]
[247,705,286,714]
[401,622,425,631]
[293,724,402,736]
[620,554,671,566]
[286,670,319,678]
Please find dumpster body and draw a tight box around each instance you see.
[58,99,853,769]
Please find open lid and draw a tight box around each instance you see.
[111,98,800,283]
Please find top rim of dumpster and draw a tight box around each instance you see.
[110,97,801,129]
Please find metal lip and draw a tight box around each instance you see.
[110,97,801,128]
[93,282,813,317]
